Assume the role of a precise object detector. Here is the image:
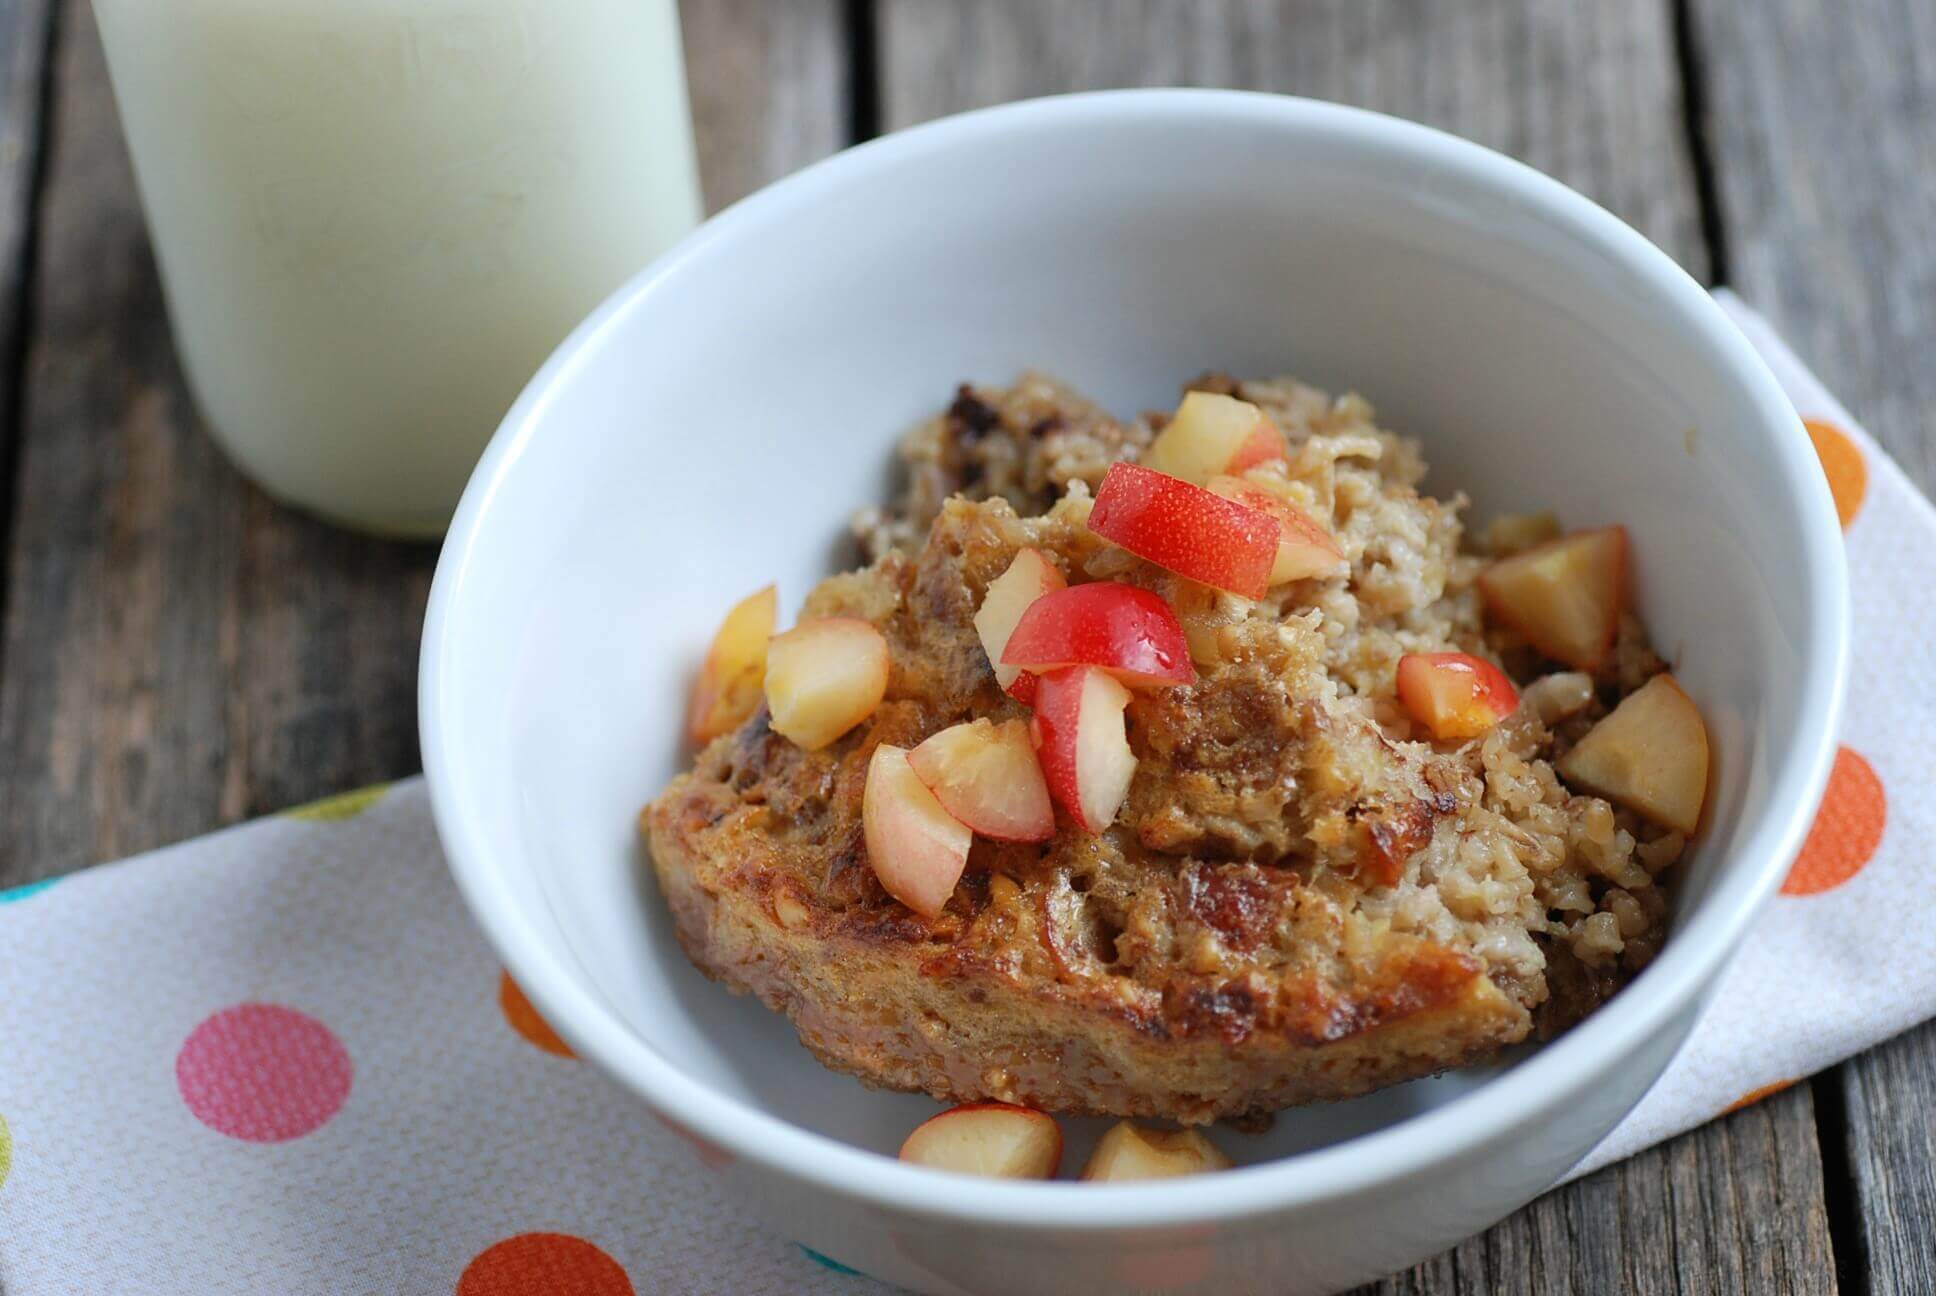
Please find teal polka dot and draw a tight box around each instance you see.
[799,1244,866,1277]
[0,878,57,904]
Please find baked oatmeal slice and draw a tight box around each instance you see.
[649,376,1688,1121]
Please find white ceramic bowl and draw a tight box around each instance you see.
[421,90,1848,1294]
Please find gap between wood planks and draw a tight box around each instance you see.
[1814,1072,1869,1295]
[1670,0,1731,288]
[845,0,883,146]
[0,0,58,771]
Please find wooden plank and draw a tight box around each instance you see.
[682,0,850,211]
[1694,0,1936,496]
[1694,0,1936,1288]
[1377,1086,1837,1293]
[875,2,1837,1290]
[1839,1026,1936,1295]
[0,0,850,885]
[878,0,1708,278]
[0,0,255,875]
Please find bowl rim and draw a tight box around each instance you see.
[421,87,1850,1230]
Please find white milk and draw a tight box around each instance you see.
[94,0,703,536]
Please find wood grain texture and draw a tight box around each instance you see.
[1694,0,1936,1287]
[1371,1085,1837,1294]
[0,0,850,885]
[878,0,1709,278]
[0,0,261,876]
[682,0,850,211]
[1694,0,1936,496]
[876,2,1837,1290]
[1838,1025,1936,1295]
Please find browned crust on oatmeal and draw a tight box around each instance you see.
[645,791,1525,1123]
[645,374,1683,1121]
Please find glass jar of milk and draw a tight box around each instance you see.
[93,0,703,537]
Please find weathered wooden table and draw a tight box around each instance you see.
[1,2,1926,1290]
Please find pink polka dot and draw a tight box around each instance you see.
[176,1004,352,1142]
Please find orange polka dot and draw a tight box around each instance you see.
[1783,747,1886,896]
[499,972,574,1057]
[1723,1079,1796,1115]
[458,1234,632,1296]
[1804,418,1867,528]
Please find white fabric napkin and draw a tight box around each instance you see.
[0,294,1921,1292]
[1568,290,1929,1174]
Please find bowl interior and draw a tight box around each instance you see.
[427,96,1833,1174]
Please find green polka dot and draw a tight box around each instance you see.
[283,784,391,823]
[1,1113,12,1190]
[0,877,58,904]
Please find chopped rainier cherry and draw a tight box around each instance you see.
[764,617,890,750]
[1144,391,1283,483]
[908,719,1056,842]
[686,584,778,744]
[1080,1122,1232,1181]
[1557,673,1709,835]
[863,743,972,919]
[1000,582,1196,688]
[1225,423,1289,473]
[1479,511,1562,557]
[1478,526,1628,671]
[1395,652,1521,740]
[974,548,1067,697]
[899,1104,1063,1178]
[1029,665,1137,833]
[1089,463,1279,599]
[1204,476,1346,586]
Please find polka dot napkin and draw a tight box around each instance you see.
[0,781,872,1295]
[0,294,1918,1291]
[1567,290,1924,1176]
